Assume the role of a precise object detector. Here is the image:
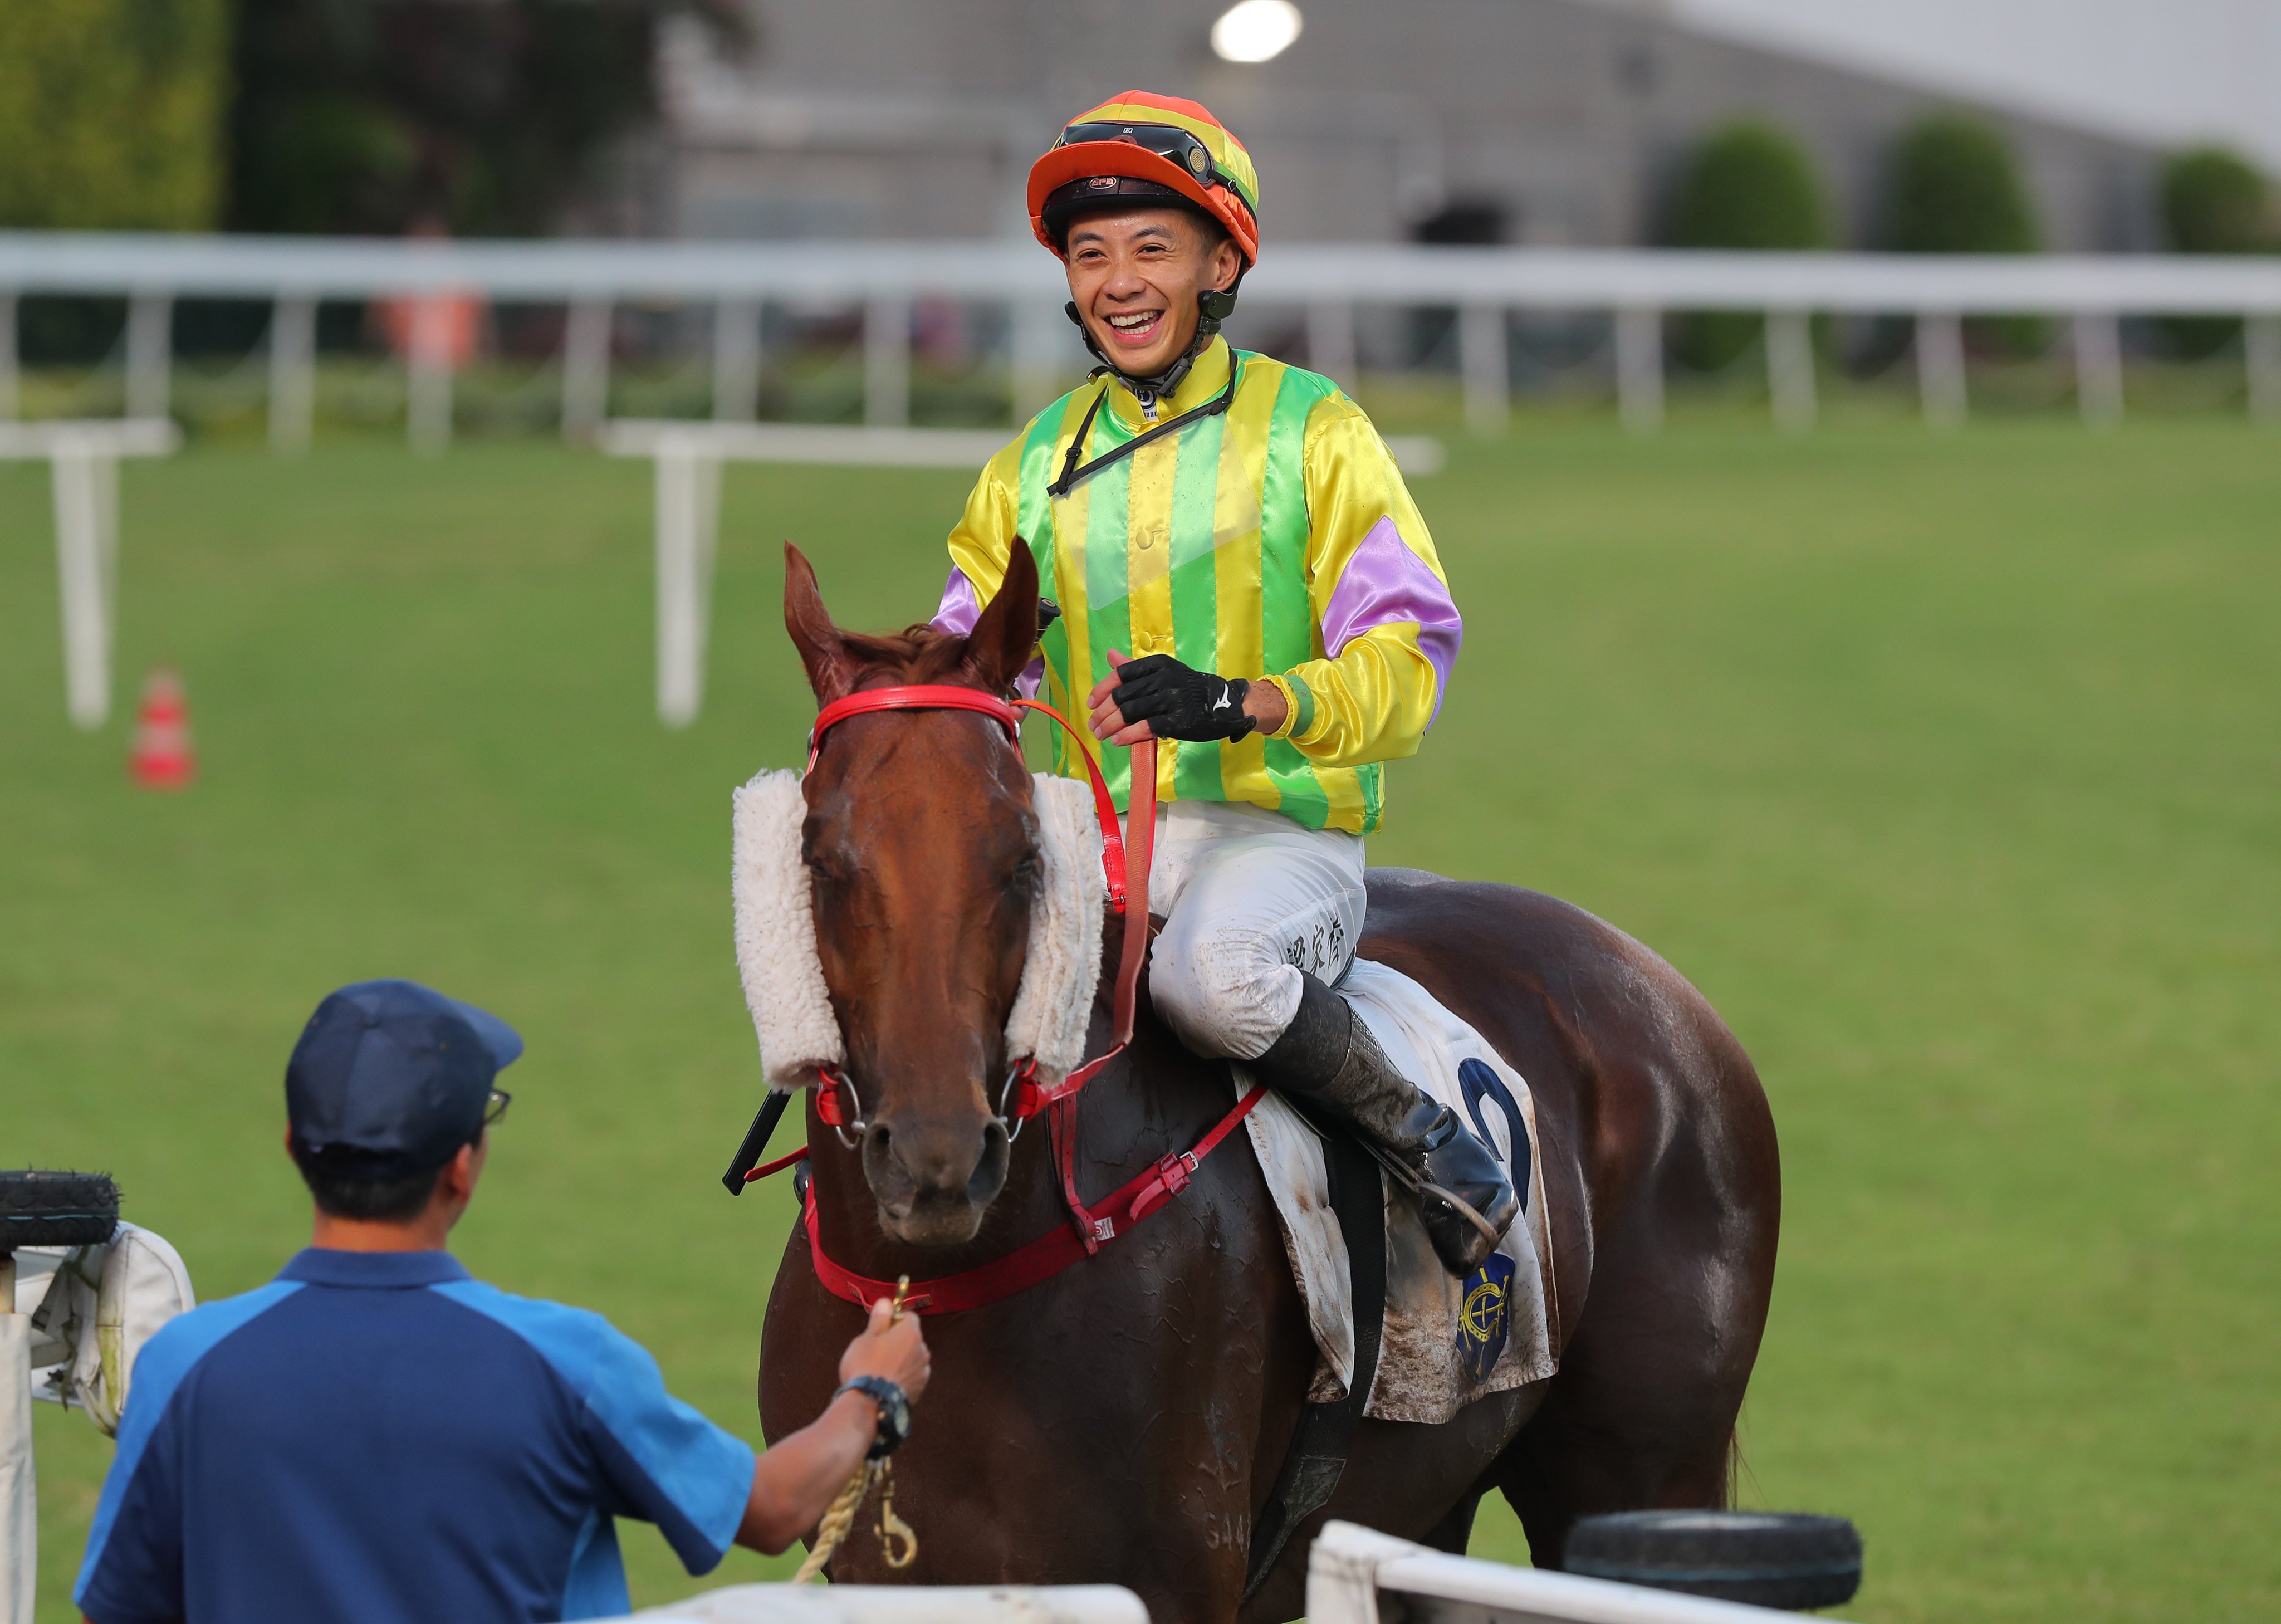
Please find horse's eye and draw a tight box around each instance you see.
[1012,853,1045,896]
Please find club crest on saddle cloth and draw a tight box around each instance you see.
[1458,1254,1516,1384]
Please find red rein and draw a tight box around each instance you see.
[755,683,1267,1314]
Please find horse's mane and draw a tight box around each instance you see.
[839,622,990,688]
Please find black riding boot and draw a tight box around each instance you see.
[1250,974,1519,1277]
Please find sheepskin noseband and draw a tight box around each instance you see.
[732,770,1108,1093]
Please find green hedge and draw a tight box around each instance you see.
[1663,120,1830,371]
[0,0,231,229]
[2162,146,2278,254]
[2158,146,2277,357]
[1887,112,2043,355]
[1887,112,2040,255]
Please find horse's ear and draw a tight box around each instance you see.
[783,542,856,703]
[962,541,1040,695]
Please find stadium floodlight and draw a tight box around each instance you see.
[1211,0,1302,63]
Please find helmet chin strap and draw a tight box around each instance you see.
[1066,281,1242,415]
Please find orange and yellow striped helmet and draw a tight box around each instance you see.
[1028,92,1261,266]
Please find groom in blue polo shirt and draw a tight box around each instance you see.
[76,980,929,1624]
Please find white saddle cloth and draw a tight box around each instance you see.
[1237,958,1559,1425]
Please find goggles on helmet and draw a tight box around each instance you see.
[1054,122,1256,214]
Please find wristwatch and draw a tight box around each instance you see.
[836,1375,911,1459]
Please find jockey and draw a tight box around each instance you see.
[931,92,1516,1277]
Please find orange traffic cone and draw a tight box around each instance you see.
[130,668,196,790]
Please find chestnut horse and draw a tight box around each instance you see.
[757,541,1780,1623]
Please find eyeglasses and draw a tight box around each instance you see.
[1055,122,1254,213]
[483,1088,512,1127]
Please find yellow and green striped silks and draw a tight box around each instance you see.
[934,338,1461,836]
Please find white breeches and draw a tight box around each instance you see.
[1130,799,1367,1063]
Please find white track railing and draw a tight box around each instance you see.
[0,418,180,728]
[3,233,2279,443]
[596,1583,1147,1623]
[596,418,1446,726]
[1307,1521,1810,1624]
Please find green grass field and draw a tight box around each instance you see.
[6,420,2276,1622]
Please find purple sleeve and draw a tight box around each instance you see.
[929,568,981,638]
[1319,516,1463,722]
[931,567,1044,699]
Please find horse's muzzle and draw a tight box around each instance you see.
[862,1107,1011,1246]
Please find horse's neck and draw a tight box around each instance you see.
[1041,917,1233,1186]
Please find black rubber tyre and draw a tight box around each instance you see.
[1564,1510,1862,1611]
[0,1170,120,1250]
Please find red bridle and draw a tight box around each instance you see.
[750,680,1267,1314]
[804,682,1152,1126]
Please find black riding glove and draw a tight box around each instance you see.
[1109,655,1256,742]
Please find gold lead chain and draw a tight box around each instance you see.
[793,1277,919,1582]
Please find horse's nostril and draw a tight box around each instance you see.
[869,1122,892,1153]
[967,1118,1011,1202]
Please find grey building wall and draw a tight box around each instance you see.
[640,0,2163,253]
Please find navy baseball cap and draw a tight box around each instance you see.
[286,980,524,1180]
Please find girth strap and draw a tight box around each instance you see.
[1242,1127,1387,1599]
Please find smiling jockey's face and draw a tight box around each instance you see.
[1063,208,1242,379]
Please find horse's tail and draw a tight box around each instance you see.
[1725,1418,1762,1509]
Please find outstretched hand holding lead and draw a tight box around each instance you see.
[1088,649,1288,745]
[734,1296,931,1555]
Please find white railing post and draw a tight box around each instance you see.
[561,297,613,441]
[52,441,118,730]
[268,294,317,456]
[0,292,17,421]
[2,1305,31,1624]
[2245,312,2281,422]
[2073,310,2123,427]
[125,292,172,421]
[1616,306,1663,434]
[1765,307,1816,433]
[1306,1522,1415,1624]
[1916,310,1967,428]
[654,438,721,728]
[405,295,456,454]
[407,350,452,453]
[1308,299,1357,388]
[1458,302,1507,437]
[713,297,762,423]
[865,295,912,428]
[6,419,177,727]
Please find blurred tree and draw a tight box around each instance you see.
[0,0,232,229]
[227,0,744,237]
[2157,146,2276,356]
[1662,120,1828,371]
[1887,113,2039,255]
[1887,112,2042,354]
[2162,146,2278,253]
